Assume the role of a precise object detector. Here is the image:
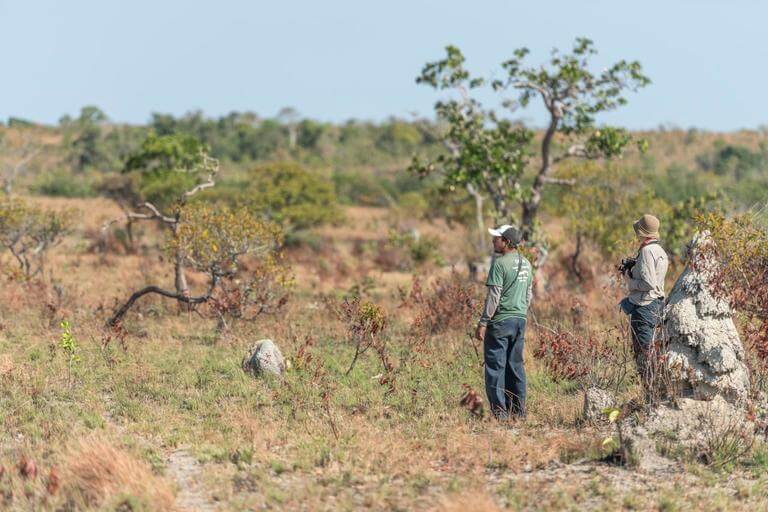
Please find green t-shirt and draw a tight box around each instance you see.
[486,251,533,323]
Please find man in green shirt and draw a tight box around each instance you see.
[474,225,533,420]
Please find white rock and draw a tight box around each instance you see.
[583,387,616,421]
[242,339,285,378]
[623,396,752,471]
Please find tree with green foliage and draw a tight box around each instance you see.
[556,163,659,279]
[122,134,214,211]
[62,106,110,172]
[412,38,650,245]
[697,144,766,182]
[105,134,291,328]
[557,163,725,279]
[103,134,219,296]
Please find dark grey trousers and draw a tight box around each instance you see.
[629,298,663,382]
[483,317,526,420]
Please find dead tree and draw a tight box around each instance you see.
[0,132,42,195]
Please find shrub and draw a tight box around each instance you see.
[33,170,97,197]
[0,198,76,278]
[696,144,765,181]
[405,270,481,335]
[532,326,625,390]
[204,161,341,231]
[329,296,390,377]
[379,228,443,270]
[332,169,391,206]
[171,203,291,330]
[109,202,290,329]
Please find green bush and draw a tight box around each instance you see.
[208,161,341,231]
[332,169,391,206]
[33,170,97,198]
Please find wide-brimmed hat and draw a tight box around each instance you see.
[633,214,660,238]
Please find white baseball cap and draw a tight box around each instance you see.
[488,224,514,237]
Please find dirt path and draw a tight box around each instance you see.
[166,449,217,512]
[102,395,217,511]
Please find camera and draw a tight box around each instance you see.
[617,257,636,275]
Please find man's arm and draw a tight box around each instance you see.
[526,272,534,306]
[475,285,501,341]
[479,285,502,326]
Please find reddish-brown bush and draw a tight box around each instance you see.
[533,328,615,382]
[459,384,484,417]
[405,269,481,336]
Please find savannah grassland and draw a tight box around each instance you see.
[0,125,768,511]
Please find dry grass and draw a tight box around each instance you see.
[0,199,766,510]
[436,491,502,512]
[61,437,175,511]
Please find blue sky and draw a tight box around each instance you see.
[0,0,764,130]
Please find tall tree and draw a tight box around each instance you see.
[62,106,109,171]
[104,134,218,296]
[413,38,650,243]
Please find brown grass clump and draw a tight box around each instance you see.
[435,491,502,512]
[60,438,175,511]
[0,354,14,377]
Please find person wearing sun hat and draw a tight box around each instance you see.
[619,213,669,382]
[475,224,533,421]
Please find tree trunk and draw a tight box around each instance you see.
[571,232,584,282]
[466,183,486,255]
[174,251,189,296]
[521,197,540,238]
[126,218,136,254]
[171,221,189,298]
[522,111,560,238]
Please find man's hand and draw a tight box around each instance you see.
[474,324,486,342]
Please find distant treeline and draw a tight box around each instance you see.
[2,106,768,214]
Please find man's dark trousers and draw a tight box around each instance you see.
[629,298,663,381]
[629,299,663,353]
[483,317,526,419]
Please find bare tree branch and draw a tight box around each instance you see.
[541,177,577,186]
[182,154,219,199]
[511,81,551,106]
[107,274,220,327]
[101,201,176,232]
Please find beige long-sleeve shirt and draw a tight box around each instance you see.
[626,242,668,306]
